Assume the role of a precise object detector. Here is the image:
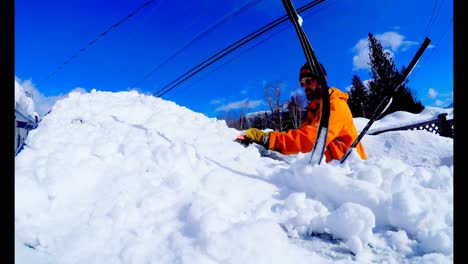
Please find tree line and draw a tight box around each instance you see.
[224,33,424,131]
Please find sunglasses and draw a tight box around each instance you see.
[299,78,313,87]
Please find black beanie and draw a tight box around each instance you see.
[299,62,327,80]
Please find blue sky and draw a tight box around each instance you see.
[15,0,453,118]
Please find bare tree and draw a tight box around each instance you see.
[287,91,306,129]
[238,112,246,130]
[264,81,286,131]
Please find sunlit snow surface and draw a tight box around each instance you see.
[16,90,453,263]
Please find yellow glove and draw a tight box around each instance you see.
[244,128,270,146]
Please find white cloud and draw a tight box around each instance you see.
[352,31,418,71]
[214,98,263,112]
[352,39,370,70]
[435,99,444,106]
[375,32,405,51]
[427,88,438,98]
[210,98,223,105]
[289,89,303,97]
[15,76,87,119]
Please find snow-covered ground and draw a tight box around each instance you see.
[15,90,453,263]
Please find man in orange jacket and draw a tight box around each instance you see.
[242,63,367,163]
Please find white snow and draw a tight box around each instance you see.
[15,89,453,263]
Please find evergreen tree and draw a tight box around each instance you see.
[367,32,400,113]
[366,33,424,118]
[348,75,369,118]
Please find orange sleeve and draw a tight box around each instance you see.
[268,123,318,155]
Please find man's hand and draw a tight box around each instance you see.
[244,128,270,146]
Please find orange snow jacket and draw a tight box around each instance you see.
[268,87,367,162]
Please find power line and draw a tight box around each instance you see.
[423,0,444,38]
[411,16,453,80]
[163,25,292,98]
[408,4,452,85]
[154,0,327,98]
[38,0,157,88]
[197,2,334,81]
[133,0,264,88]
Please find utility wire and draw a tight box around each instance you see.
[407,17,453,84]
[209,0,336,75]
[423,0,444,38]
[169,25,291,97]
[38,0,157,88]
[154,0,326,98]
[133,0,264,88]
